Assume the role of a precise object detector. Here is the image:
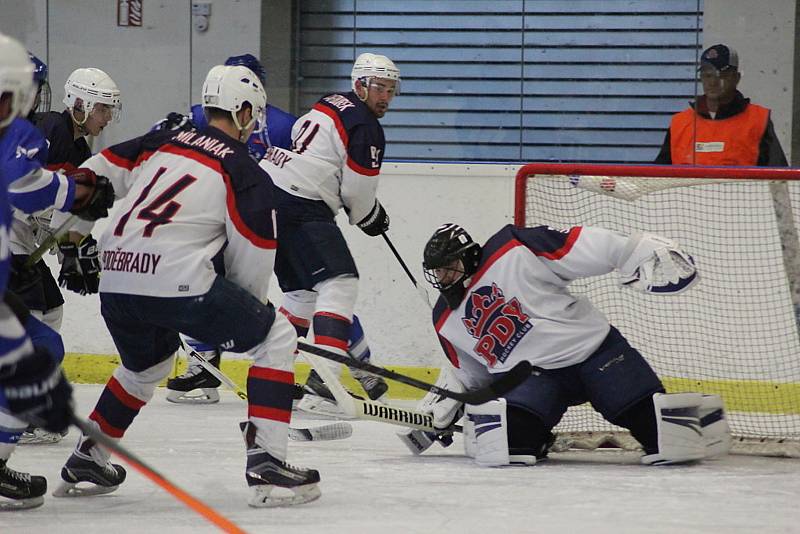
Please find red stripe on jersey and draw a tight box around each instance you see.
[248,366,295,385]
[106,376,146,410]
[315,311,350,324]
[278,307,311,328]
[47,162,77,173]
[88,411,125,439]
[346,157,380,177]
[314,335,349,351]
[440,336,460,368]
[160,144,277,250]
[102,148,138,170]
[534,227,582,260]
[248,405,291,423]
[313,103,349,148]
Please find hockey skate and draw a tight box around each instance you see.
[240,422,321,507]
[0,459,47,510]
[295,369,351,418]
[166,350,221,404]
[19,424,69,445]
[53,438,127,497]
[350,369,389,401]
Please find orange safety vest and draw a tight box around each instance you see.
[669,103,770,165]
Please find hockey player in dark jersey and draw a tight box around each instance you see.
[53,65,320,507]
[260,53,400,409]
[403,222,731,467]
[153,53,300,404]
[0,33,111,511]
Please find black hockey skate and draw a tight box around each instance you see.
[240,421,321,507]
[351,371,389,401]
[53,438,127,497]
[0,459,47,510]
[166,350,221,404]
[302,369,335,401]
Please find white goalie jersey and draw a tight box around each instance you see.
[432,224,697,385]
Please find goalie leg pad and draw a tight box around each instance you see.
[641,393,705,465]
[699,394,732,458]
[465,399,536,467]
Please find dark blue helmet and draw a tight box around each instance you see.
[27,51,51,114]
[28,52,48,85]
[225,54,266,85]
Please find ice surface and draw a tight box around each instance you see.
[2,385,798,533]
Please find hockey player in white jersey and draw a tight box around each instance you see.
[53,65,320,507]
[405,222,730,467]
[260,53,400,405]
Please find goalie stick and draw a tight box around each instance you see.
[69,414,245,534]
[184,347,353,442]
[297,341,533,405]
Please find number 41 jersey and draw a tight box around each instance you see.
[81,127,278,300]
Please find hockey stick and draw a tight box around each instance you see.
[24,213,80,267]
[297,341,533,405]
[185,347,353,442]
[381,232,432,308]
[69,414,246,534]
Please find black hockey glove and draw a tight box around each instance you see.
[9,255,43,298]
[154,112,196,132]
[0,347,73,434]
[69,168,115,221]
[357,200,390,237]
[58,235,100,295]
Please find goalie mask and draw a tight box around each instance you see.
[63,67,122,124]
[0,33,35,129]
[423,223,482,308]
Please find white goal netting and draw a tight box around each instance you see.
[516,163,800,456]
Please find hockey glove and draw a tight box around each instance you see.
[0,347,73,434]
[58,234,101,295]
[153,111,196,132]
[69,168,115,221]
[356,200,390,237]
[9,255,43,298]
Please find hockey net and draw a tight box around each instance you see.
[515,163,800,457]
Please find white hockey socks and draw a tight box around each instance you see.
[641,392,706,465]
[464,399,536,467]
[699,394,732,458]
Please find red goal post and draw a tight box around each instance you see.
[515,163,800,457]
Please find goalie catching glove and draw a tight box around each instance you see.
[618,232,698,295]
[58,234,101,295]
[398,367,465,454]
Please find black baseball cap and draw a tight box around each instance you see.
[700,44,739,72]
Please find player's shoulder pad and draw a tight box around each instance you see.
[315,91,375,130]
[5,117,48,162]
[509,224,581,258]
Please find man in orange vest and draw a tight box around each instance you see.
[655,44,787,166]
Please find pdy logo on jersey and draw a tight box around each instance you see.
[462,283,532,367]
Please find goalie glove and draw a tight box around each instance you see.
[618,232,698,295]
[397,367,464,455]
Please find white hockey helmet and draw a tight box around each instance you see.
[202,65,266,134]
[351,53,401,96]
[63,67,122,122]
[0,32,36,129]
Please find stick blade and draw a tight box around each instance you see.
[460,360,533,404]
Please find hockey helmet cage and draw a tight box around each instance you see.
[63,67,121,121]
[225,53,266,86]
[0,33,35,128]
[28,51,50,113]
[423,223,481,290]
[351,53,400,96]
[202,65,267,134]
